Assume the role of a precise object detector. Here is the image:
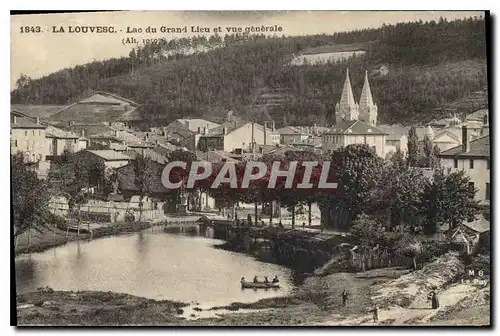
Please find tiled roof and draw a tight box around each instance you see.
[275,126,302,135]
[177,118,220,133]
[82,91,139,106]
[63,124,115,137]
[327,120,386,135]
[467,109,488,121]
[80,93,131,105]
[11,115,46,129]
[164,121,195,139]
[11,104,66,119]
[462,219,490,233]
[45,125,80,139]
[440,136,490,158]
[377,124,409,140]
[433,128,461,143]
[207,121,276,136]
[86,150,131,161]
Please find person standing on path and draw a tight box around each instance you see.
[341,289,349,306]
[371,305,379,323]
[431,291,440,309]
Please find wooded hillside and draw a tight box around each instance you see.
[11,16,488,127]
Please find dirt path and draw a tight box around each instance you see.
[320,283,488,326]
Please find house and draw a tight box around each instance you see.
[115,160,170,200]
[322,120,387,157]
[450,219,490,255]
[48,91,140,125]
[275,125,309,145]
[10,112,48,163]
[197,121,279,153]
[377,125,409,156]
[45,125,87,159]
[439,127,490,204]
[83,150,131,169]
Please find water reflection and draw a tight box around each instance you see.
[15,229,294,307]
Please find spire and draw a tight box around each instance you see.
[359,70,374,108]
[339,69,356,108]
[335,68,359,123]
[358,70,378,126]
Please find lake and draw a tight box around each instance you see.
[15,229,294,307]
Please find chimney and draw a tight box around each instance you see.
[114,130,119,137]
[81,130,85,137]
[13,116,17,124]
[162,129,167,137]
[156,139,160,145]
[462,125,470,153]
[222,126,227,135]
[264,121,268,145]
[36,117,40,124]
[272,121,276,132]
[197,127,201,134]
[203,127,207,135]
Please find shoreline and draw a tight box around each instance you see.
[14,221,153,256]
[15,251,491,326]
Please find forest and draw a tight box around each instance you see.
[11,16,488,127]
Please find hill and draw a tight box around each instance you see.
[11,16,488,127]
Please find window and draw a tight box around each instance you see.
[32,130,35,136]
[469,159,474,169]
[453,159,458,168]
[486,183,490,200]
[25,140,29,149]
[487,159,490,170]
[24,131,27,136]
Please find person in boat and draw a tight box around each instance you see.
[264,277,269,283]
[272,276,279,283]
[253,276,258,283]
[241,277,246,284]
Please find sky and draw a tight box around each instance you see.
[10,11,484,88]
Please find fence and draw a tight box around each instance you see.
[49,196,166,223]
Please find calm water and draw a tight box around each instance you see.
[15,230,294,307]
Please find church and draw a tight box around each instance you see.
[322,69,388,157]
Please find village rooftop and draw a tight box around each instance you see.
[161,160,338,190]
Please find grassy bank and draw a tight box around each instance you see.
[16,290,187,326]
[15,221,153,255]
[15,268,407,326]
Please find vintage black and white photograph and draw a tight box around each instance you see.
[11,10,491,326]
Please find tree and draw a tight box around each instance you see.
[407,126,420,167]
[349,214,388,248]
[420,169,480,234]
[319,144,382,230]
[396,233,423,270]
[48,150,103,235]
[370,163,427,232]
[12,153,49,247]
[133,155,154,222]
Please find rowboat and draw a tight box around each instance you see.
[241,281,280,289]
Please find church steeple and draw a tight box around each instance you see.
[359,70,378,126]
[335,69,359,124]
